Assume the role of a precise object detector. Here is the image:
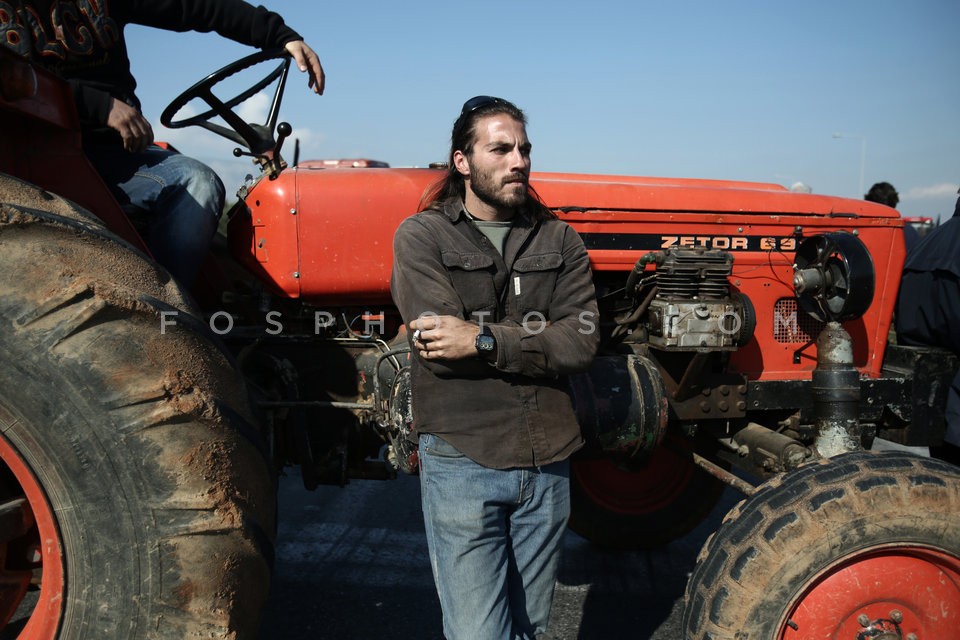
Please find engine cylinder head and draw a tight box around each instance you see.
[655,249,733,300]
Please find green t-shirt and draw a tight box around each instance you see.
[472,219,513,255]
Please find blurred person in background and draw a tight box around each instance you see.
[896,186,960,465]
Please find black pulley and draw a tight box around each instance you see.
[792,232,875,322]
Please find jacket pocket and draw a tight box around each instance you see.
[512,252,563,314]
[441,250,497,317]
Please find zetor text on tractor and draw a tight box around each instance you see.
[1,49,958,639]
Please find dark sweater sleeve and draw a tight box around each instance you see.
[122,0,303,49]
[67,80,115,127]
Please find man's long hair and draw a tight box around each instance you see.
[420,97,555,221]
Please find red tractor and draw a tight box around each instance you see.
[2,49,958,639]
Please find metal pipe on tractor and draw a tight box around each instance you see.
[793,231,876,458]
[811,322,862,456]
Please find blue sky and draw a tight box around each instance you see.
[126,0,960,220]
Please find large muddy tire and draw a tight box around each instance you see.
[683,451,960,639]
[0,173,276,638]
[568,435,728,549]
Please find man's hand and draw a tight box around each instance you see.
[284,40,325,95]
[107,98,153,152]
[410,315,481,361]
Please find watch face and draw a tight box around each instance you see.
[476,334,496,352]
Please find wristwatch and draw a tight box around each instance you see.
[475,325,496,359]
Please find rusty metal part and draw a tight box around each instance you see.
[812,321,863,457]
[661,438,759,496]
[855,614,903,640]
[689,452,758,496]
[259,400,374,410]
[731,422,813,472]
[670,375,748,420]
[569,354,668,460]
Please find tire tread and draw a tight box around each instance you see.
[683,452,960,639]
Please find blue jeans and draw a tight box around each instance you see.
[418,433,570,640]
[85,143,225,287]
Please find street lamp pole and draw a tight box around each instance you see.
[832,132,867,197]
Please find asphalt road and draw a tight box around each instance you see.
[0,465,737,640]
[257,468,742,640]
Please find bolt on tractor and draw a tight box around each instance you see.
[1,48,958,639]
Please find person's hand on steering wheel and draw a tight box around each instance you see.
[284,40,325,95]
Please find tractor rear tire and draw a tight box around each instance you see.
[568,435,728,549]
[0,174,276,638]
[683,451,960,639]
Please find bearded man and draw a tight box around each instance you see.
[390,96,599,640]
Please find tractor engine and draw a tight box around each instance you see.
[572,248,755,464]
[620,248,754,350]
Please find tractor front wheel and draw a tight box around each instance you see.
[683,451,960,639]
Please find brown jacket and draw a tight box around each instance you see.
[390,198,600,469]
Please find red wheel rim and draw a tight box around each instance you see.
[0,433,63,639]
[780,546,960,638]
[572,437,696,515]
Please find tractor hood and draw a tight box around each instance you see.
[227,165,903,304]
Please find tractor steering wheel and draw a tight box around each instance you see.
[160,49,291,157]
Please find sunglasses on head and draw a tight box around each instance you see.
[460,95,509,116]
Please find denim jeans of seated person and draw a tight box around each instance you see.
[85,143,225,288]
[418,432,570,640]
